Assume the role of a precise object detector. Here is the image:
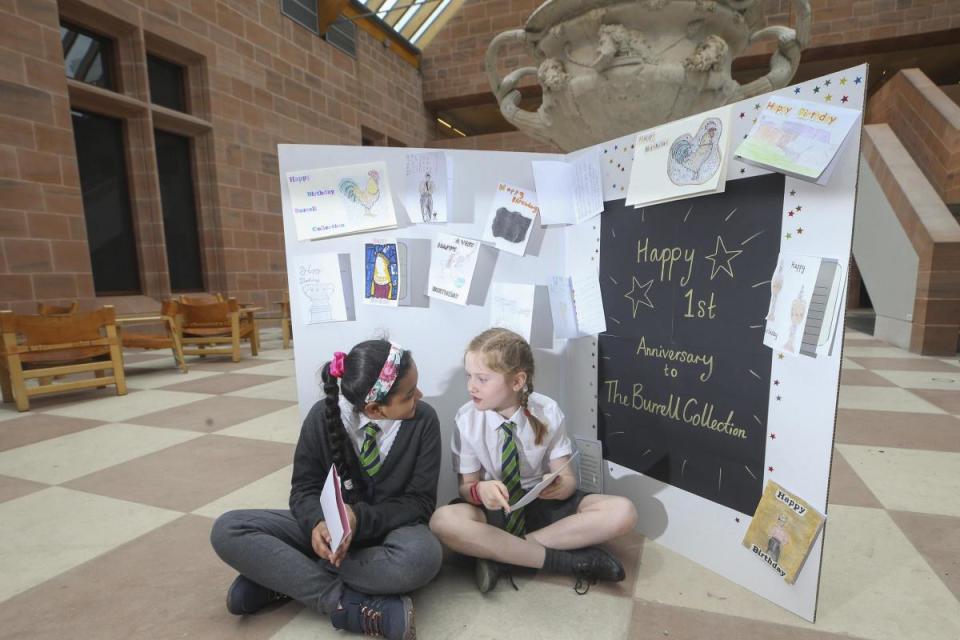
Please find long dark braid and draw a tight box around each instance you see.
[321,339,412,499]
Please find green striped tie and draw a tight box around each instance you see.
[359,423,382,477]
[500,421,526,536]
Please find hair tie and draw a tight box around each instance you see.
[330,351,347,378]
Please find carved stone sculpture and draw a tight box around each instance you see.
[485,0,811,151]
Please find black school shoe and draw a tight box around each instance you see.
[330,587,416,640]
[225,575,292,615]
[475,558,520,593]
[570,547,626,594]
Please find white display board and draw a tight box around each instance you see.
[279,64,868,623]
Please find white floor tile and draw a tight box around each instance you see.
[192,465,292,518]
[838,386,946,414]
[0,423,202,484]
[215,405,302,444]
[873,370,960,391]
[837,445,960,517]
[44,389,213,422]
[0,487,181,602]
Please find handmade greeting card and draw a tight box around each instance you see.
[286,161,398,241]
[426,233,480,306]
[404,151,452,223]
[482,183,539,256]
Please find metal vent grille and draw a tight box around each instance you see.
[280,0,319,35]
[323,14,357,58]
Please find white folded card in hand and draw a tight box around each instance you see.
[320,463,351,552]
[508,451,581,512]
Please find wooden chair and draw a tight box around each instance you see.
[0,305,127,412]
[179,293,224,304]
[277,294,292,349]
[38,301,79,316]
[177,297,258,362]
[120,299,187,373]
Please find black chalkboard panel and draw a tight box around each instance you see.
[598,173,785,515]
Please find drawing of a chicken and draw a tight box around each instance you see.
[339,170,381,216]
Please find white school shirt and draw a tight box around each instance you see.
[452,392,573,490]
[338,395,401,461]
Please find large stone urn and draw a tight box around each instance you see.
[485,0,811,151]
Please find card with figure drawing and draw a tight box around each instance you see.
[742,481,825,584]
[482,183,539,256]
[427,233,480,306]
[763,254,844,358]
[626,105,732,208]
[489,282,535,341]
[363,239,405,307]
[404,151,451,223]
[286,161,398,241]
[735,97,861,184]
[291,253,350,324]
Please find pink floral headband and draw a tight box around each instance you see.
[364,342,405,404]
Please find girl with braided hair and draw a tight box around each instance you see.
[430,327,638,594]
[211,339,442,640]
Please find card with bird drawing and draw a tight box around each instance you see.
[363,239,405,307]
[626,105,732,209]
[286,161,398,241]
[481,182,539,256]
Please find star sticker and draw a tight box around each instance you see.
[768,466,775,472]
[825,79,832,86]
[785,232,792,239]
[794,87,801,94]
[774,380,780,386]
[754,103,761,110]
[624,276,654,317]
[854,76,862,84]
[825,94,833,102]
[776,395,782,401]
[743,134,748,139]
[770,433,776,440]
[841,95,849,103]
[705,235,743,280]
[795,205,802,212]
[777,353,785,360]
[813,86,820,93]
[740,168,746,174]
[739,112,745,118]
[840,77,848,85]
[789,190,796,196]
[735,517,741,523]
[788,210,795,217]
[797,227,804,235]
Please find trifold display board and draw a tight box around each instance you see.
[279,64,868,622]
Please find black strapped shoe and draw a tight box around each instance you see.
[475,558,519,593]
[330,587,415,640]
[570,547,626,595]
[225,575,291,615]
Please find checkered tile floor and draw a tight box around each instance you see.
[1,327,958,639]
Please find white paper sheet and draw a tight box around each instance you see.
[291,253,349,324]
[286,161,398,241]
[426,233,480,306]
[532,148,603,225]
[571,264,607,335]
[548,276,580,339]
[320,464,350,552]
[509,451,580,511]
[489,282,535,341]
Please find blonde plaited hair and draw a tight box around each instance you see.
[466,327,548,445]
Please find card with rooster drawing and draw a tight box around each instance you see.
[481,182,539,256]
[625,105,732,209]
[286,161,398,241]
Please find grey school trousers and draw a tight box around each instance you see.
[210,509,443,614]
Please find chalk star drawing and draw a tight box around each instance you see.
[624,276,655,317]
[705,235,743,280]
